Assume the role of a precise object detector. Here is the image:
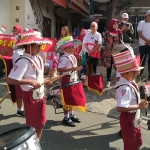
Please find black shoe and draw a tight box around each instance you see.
[70,115,81,123]
[16,110,25,117]
[62,118,76,127]
[118,130,122,138]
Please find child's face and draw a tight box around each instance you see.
[122,70,140,80]
[64,46,74,54]
[13,27,18,35]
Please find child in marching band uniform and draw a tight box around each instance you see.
[12,24,25,117]
[7,30,53,139]
[57,36,82,127]
[114,50,148,150]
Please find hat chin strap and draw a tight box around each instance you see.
[30,45,32,58]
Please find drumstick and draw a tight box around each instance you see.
[41,74,66,85]
[0,92,11,104]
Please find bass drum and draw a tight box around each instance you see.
[0,126,41,150]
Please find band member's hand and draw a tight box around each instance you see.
[45,80,53,86]
[145,39,150,45]
[139,100,148,109]
[72,66,82,71]
[29,80,41,89]
[72,66,78,71]
[77,66,83,71]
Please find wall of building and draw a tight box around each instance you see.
[112,0,150,19]
[10,0,25,30]
[0,0,26,34]
[25,0,38,30]
[38,0,55,37]
[0,0,11,34]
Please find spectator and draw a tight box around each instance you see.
[118,13,134,45]
[83,22,102,73]
[137,10,150,78]
[103,19,122,87]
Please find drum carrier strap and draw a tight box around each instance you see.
[59,55,74,66]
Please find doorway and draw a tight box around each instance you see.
[43,17,51,37]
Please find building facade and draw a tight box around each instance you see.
[0,0,90,38]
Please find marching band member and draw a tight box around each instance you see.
[7,30,53,139]
[83,22,102,73]
[114,50,148,150]
[12,25,25,116]
[57,36,82,127]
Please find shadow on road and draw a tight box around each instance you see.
[41,119,121,150]
[0,122,26,134]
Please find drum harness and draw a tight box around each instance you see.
[15,55,45,100]
[59,55,79,82]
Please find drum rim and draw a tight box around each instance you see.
[61,81,81,88]
[87,73,102,76]
[50,84,61,90]
[0,126,35,150]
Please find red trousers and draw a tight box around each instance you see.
[15,85,23,98]
[120,112,142,150]
[23,91,47,132]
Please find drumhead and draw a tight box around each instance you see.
[61,81,81,88]
[87,73,102,76]
[0,126,35,150]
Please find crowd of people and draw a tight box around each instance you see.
[0,10,150,149]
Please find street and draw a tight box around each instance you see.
[0,44,150,150]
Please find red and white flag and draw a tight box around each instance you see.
[1,25,7,32]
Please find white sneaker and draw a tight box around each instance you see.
[106,81,111,88]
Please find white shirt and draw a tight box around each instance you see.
[115,77,138,113]
[57,52,77,75]
[137,20,150,46]
[8,53,42,91]
[83,31,102,51]
[12,49,24,65]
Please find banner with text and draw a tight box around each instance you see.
[0,34,16,56]
[40,38,57,52]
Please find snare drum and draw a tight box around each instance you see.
[61,81,86,112]
[86,73,104,96]
[0,126,41,150]
[50,84,60,96]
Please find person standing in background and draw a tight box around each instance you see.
[57,26,70,57]
[118,13,134,45]
[83,22,102,73]
[137,10,150,79]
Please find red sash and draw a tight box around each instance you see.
[87,43,100,58]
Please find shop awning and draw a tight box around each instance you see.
[52,0,67,8]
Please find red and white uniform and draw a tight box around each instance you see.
[115,77,142,150]
[8,53,47,132]
[58,52,77,84]
[83,31,102,58]
[12,48,24,98]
